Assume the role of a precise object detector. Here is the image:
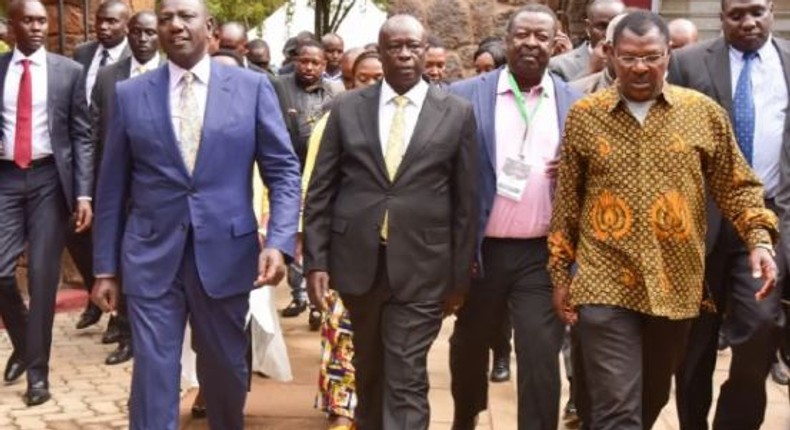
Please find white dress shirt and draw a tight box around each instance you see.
[2,46,51,161]
[85,38,128,104]
[168,55,210,143]
[378,78,429,154]
[130,52,160,78]
[729,36,788,198]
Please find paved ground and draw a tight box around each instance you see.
[1,286,789,429]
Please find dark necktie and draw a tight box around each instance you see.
[14,59,32,169]
[99,49,111,67]
[733,51,757,164]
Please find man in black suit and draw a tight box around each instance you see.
[669,1,789,428]
[89,10,160,366]
[246,38,274,75]
[0,0,93,406]
[70,0,131,332]
[304,15,478,430]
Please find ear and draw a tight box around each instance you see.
[206,15,216,36]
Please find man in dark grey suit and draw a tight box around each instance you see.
[304,15,478,430]
[0,0,93,406]
[548,0,624,82]
[669,1,789,428]
[89,10,161,366]
[70,0,131,332]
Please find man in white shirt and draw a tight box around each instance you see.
[71,0,131,332]
[0,0,93,407]
[88,10,161,367]
[304,14,478,430]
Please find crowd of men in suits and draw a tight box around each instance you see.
[0,0,788,429]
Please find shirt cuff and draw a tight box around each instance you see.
[77,196,92,202]
[746,229,773,250]
[95,274,116,279]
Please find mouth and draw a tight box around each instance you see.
[171,37,190,47]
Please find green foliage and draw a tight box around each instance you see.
[206,0,288,28]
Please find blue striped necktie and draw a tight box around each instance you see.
[733,51,758,164]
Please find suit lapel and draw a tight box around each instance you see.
[46,54,59,134]
[0,53,11,140]
[705,38,733,113]
[480,69,500,172]
[193,62,232,178]
[117,57,131,81]
[144,65,188,178]
[395,86,449,181]
[775,38,790,100]
[357,83,388,180]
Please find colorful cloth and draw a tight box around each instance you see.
[315,291,357,418]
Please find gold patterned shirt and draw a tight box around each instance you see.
[548,84,778,319]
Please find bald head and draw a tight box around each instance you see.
[668,18,698,49]
[219,21,248,55]
[378,14,427,95]
[586,0,626,47]
[378,14,426,46]
[341,46,365,90]
[8,0,47,55]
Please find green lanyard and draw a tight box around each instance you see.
[507,72,545,156]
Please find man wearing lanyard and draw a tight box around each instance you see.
[449,5,582,430]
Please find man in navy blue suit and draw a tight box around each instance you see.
[90,0,301,428]
[448,4,582,430]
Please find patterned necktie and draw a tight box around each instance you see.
[99,49,111,67]
[178,72,202,173]
[380,95,409,241]
[14,59,32,169]
[134,65,147,76]
[733,51,757,165]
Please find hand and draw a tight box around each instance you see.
[545,158,561,180]
[307,271,331,312]
[91,277,120,315]
[553,284,578,325]
[553,31,573,56]
[442,290,466,317]
[74,200,93,233]
[750,247,777,301]
[255,248,286,287]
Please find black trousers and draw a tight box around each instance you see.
[578,305,692,430]
[675,218,783,430]
[0,161,69,384]
[450,237,565,430]
[341,246,443,430]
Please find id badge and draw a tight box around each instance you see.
[496,157,531,201]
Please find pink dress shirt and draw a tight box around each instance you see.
[485,70,560,239]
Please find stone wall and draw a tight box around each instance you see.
[41,0,155,56]
[388,0,564,79]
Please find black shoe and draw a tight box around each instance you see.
[281,299,307,318]
[23,380,50,406]
[771,361,789,386]
[105,342,133,365]
[308,307,322,331]
[717,330,729,351]
[451,415,478,430]
[490,355,511,383]
[102,317,122,344]
[76,304,102,330]
[3,354,25,383]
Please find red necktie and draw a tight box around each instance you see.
[14,59,32,169]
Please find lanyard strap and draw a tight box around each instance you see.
[507,72,545,158]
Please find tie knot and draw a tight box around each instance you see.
[136,65,147,74]
[182,71,195,85]
[393,95,408,108]
[19,59,30,69]
[743,51,758,61]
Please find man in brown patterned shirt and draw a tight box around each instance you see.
[548,11,779,430]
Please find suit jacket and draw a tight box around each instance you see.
[548,42,590,82]
[72,40,131,72]
[303,83,479,301]
[449,67,582,265]
[668,36,790,255]
[93,61,302,299]
[0,52,93,210]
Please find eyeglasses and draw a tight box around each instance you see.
[615,52,667,67]
[383,42,425,56]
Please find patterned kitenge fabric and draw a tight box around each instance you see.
[315,291,357,418]
[548,84,778,320]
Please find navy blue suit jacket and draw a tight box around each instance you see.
[93,61,301,299]
[449,68,582,264]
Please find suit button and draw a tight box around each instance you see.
[180,223,187,231]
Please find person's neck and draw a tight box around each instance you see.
[511,72,542,91]
[135,54,155,65]
[325,65,340,76]
[102,38,125,50]
[296,75,320,90]
[386,78,418,95]
[17,45,39,57]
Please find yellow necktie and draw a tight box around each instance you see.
[135,65,147,76]
[380,95,408,241]
[178,71,202,174]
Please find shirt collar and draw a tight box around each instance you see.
[101,38,128,61]
[380,77,429,107]
[131,52,160,72]
[168,54,211,90]
[496,67,553,98]
[602,81,676,113]
[11,46,47,67]
[729,34,774,61]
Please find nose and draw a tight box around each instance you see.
[632,60,649,73]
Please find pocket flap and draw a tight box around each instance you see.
[127,215,154,238]
[231,214,259,237]
[423,226,450,244]
[332,218,348,234]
